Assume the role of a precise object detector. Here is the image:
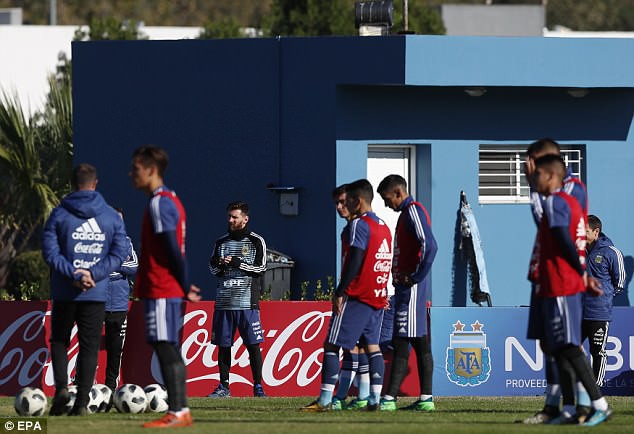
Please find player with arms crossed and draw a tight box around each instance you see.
[130,145,201,428]
[527,154,610,426]
[302,179,392,411]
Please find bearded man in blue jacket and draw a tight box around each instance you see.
[42,164,128,416]
[584,214,626,387]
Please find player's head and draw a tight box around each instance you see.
[71,163,98,191]
[586,214,602,244]
[332,184,349,220]
[130,145,169,192]
[344,179,373,215]
[526,138,561,160]
[377,174,409,211]
[532,154,566,195]
[226,201,249,232]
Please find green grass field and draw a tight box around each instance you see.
[2,396,634,434]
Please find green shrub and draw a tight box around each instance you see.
[7,250,50,300]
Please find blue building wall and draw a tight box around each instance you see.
[73,35,634,305]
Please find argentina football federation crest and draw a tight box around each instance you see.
[446,320,491,386]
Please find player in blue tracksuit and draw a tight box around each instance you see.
[522,138,591,424]
[583,215,626,387]
[42,163,128,416]
[103,208,138,398]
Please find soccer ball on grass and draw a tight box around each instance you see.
[144,383,168,413]
[94,384,113,412]
[114,384,147,413]
[14,387,48,416]
[87,385,104,414]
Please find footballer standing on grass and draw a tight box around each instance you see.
[302,179,392,412]
[130,145,201,428]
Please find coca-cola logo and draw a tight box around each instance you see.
[0,310,50,387]
[373,260,391,273]
[172,309,331,388]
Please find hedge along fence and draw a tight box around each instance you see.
[2,250,50,300]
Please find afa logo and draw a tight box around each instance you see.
[446,320,491,386]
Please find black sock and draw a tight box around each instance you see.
[553,351,576,406]
[561,345,603,401]
[218,346,231,388]
[386,337,410,398]
[153,342,187,411]
[246,344,263,385]
[411,336,433,396]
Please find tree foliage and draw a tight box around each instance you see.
[264,0,357,36]
[393,1,445,35]
[74,17,148,41]
[198,17,245,39]
[0,90,61,289]
[1,0,632,31]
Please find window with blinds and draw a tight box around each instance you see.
[478,145,584,204]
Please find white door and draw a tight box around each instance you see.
[367,145,415,296]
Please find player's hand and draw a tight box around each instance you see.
[73,269,95,290]
[584,273,603,296]
[394,273,413,288]
[186,284,202,302]
[332,295,343,315]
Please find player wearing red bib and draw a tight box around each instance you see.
[302,179,392,412]
[528,154,610,426]
[130,146,201,428]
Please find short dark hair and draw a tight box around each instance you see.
[526,138,560,157]
[332,184,347,201]
[345,179,373,203]
[113,206,124,218]
[377,174,407,195]
[71,163,97,190]
[534,153,566,180]
[587,214,602,232]
[227,201,249,215]
[132,145,169,177]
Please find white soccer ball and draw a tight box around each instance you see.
[87,385,104,414]
[95,384,113,412]
[114,384,147,414]
[64,385,78,414]
[14,387,48,416]
[144,383,168,413]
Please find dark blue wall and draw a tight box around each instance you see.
[73,37,405,299]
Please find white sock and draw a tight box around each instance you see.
[592,398,608,411]
[420,394,433,401]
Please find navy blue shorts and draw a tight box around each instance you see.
[393,282,429,337]
[327,296,383,350]
[527,292,583,351]
[143,298,183,344]
[211,309,264,347]
[379,295,394,351]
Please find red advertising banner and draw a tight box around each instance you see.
[0,301,418,397]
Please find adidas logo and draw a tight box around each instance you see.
[72,218,106,241]
[375,239,392,260]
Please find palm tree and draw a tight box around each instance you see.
[0,90,60,289]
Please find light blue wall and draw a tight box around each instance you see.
[405,36,634,87]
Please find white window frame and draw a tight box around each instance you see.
[478,144,584,205]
